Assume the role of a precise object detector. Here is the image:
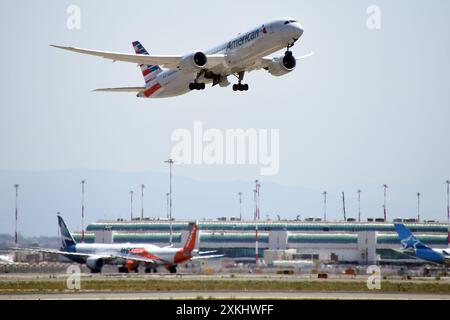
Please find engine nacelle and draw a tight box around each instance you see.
[267,54,297,77]
[178,51,208,73]
[86,257,104,271]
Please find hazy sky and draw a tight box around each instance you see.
[1,0,449,233]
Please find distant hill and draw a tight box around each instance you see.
[0,169,448,236]
[0,233,59,249]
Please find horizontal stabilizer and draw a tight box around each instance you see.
[93,87,145,93]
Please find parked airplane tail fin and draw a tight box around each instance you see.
[183,221,198,253]
[394,223,429,250]
[57,215,77,250]
[132,41,162,87]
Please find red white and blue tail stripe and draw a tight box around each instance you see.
[132,41,162,97]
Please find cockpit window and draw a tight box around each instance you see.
[284,20,297,24]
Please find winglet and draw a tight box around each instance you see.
[297,51,314,60]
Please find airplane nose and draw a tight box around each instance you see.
[293,23,304,38]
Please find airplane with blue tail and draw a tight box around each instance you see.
[394,223,450,265]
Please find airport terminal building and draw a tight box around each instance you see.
[73,219,449,265]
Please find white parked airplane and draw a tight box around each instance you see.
[52,18,308,98]
[0,254,14,264]
[18,216,221,273]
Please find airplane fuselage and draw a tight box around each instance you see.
[67,243,185,265]
[141,18,303,98]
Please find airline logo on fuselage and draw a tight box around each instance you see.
[227,28,262,51]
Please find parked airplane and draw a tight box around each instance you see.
[394,223,450,265]
[52,18,309,98]
[0,254,14,264]
[20,216,221,273]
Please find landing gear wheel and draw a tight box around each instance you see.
[145,268,151,274]
[233,83,249,91]
[168,265,177,274]
[232,71,249,92]
[189,82,206,91]
[118,266,129,273]
[90,268,101,274]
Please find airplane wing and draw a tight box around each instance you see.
[198,250,218,255]
[51,45,226,70]
[191,254,224,260]
[93,87,145,93]
[15,247,158,264]
[14,247,100,259]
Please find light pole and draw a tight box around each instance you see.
[130,190,134,220]
[141,184,145,220]
[342,192,347,221]
[164,159,175,245]
[322,191,327,222]
[383,184,388,222]
[81,180,86,242]
[253,180,261,264]
[416,192,421,222]
[446,180,449,245]
[166,193,170,219]
[238,192,243,221]
[357,190,362,222]
[57,212,61,246]
[254,180,260,220]
[14,184,19,247]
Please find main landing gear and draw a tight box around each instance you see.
[189,70,206,90]
[232,71,249,92]
[189,82,205,90]
[118,266,128,273]
[168,265,177,274]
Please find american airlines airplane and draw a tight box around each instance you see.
[52,18,308,98]
[394,224,450,266]
[20,216,221,273]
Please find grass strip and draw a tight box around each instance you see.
[0,278,449,294]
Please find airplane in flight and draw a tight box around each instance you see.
[19,215,221,273]
[394,223,450,266]
[52,18,309,98]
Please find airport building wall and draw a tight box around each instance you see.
[73,220,449,264]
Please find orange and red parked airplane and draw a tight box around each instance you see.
[18,216,222,274]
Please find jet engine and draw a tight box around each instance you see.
[86,256,104,272]
[178,52,208,73]
[266,53,297,77]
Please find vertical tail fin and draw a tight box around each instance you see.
[183,221,198,253]
[132,41,162,87]
[394,224,429,250]
[58,215,77,250]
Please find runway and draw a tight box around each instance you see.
[1,290,450,300]
[1,272,449,300]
